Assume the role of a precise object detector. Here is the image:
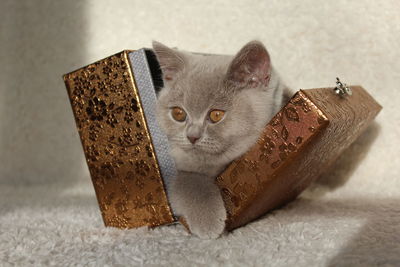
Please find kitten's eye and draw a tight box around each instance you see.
[171,107,187,122]
[209,109,225,123]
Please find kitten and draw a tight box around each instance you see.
[153,40,290,238]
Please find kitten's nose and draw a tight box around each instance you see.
[187,135,200,144]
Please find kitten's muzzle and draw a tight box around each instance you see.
[187,135,200,144]
[186,123,202,144]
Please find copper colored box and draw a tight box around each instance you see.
[217,87,381,230]
[64,50,176,228]
[64,50,381,231]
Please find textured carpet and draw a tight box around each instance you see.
[1,0,399,266]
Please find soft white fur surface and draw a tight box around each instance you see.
[0,0,399,266]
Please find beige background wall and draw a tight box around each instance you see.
[0,0,399,192]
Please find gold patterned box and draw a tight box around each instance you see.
[217,86,381,230]
[64,50,176,228]
[64,50,381,231]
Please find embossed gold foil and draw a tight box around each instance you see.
[63,51,174,228]
[217,86,381,230]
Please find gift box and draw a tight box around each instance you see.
[64,50,176,228]
[217,86,381,230]
[63,49,381,231]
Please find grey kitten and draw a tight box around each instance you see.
[153,40,290,239]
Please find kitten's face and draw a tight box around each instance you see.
[157,65,254,156]
[153,41,275,164]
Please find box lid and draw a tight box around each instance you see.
[217,86,382,230]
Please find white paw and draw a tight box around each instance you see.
[189,217,226,239]
[169,171,227,239]
[185,201,227,239]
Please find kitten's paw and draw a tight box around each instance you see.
[169,171,227,239]
[186,203,227,239]
[190,218,226,239]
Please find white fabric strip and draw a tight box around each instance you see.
[129,49,177,199]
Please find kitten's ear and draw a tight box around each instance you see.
[152,41,186,81]
[226,40,271,88]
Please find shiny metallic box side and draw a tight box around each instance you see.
[217,86,381,230]
[63,51,174,228]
